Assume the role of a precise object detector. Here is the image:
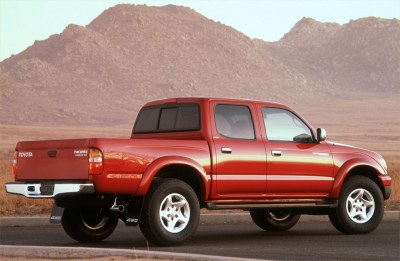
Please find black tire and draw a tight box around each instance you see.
[250,210,300,231]
[328,210,347,233]
[61,207,118,242]
[329,176,384,234]
[139,179,200,246]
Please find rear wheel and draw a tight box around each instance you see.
[329,176,384,234]
[139,179,200,246]
[250,210,300,231]
[61,207,118,242]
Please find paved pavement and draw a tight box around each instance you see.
[1,212,399,260]
[1,211,399,227]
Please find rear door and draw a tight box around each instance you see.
[211,102,267,197]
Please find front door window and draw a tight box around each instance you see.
[262,107,313,143]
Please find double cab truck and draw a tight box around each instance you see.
[6,97,391,246]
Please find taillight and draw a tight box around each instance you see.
[89,148,103,175]
[12,151,18,179]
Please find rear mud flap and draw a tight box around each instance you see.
[122,197,144,226]
[50,203,64,224]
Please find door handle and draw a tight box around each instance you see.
[221,147,232,153]
[271,150,282,156]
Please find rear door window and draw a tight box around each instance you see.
[215,104,255,140]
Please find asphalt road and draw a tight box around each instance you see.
[1,219,399,260]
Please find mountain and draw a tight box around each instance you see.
[0,5,399,126]
[279,17,341,48]
[272,17,400,92]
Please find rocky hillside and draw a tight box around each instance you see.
[0,5,399,126]
[271,17,400,92]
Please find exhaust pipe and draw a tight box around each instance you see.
[110,197,125,212]
[110,204,125,212]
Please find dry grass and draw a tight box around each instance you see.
[385,157,399,210]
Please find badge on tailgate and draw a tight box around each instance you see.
[48,150,57,157]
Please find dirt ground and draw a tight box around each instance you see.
[0,256,178,261]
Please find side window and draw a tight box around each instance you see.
[215,104,255,140]
[263,107,313,142]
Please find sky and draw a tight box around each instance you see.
[0,0,399,61]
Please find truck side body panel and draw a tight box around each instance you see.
[89,138,211,195]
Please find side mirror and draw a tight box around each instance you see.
[317,128,327,142]
[293,133,313,143]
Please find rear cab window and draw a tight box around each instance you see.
[134,104,200,133]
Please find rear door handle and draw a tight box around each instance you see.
[221,147,232,153]
[271,150,282,156]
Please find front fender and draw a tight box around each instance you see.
[136,156,210,200]
[331,157,386,198]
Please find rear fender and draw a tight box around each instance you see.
[136,156,210,200]
[331,157,386,198]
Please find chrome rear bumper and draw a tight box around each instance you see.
[5,182,94,198]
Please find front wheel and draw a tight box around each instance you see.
[139,179,200,246]
[61,207,118,242]
[250,210,300,231]
[329,176,384,234]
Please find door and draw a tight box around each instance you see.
[261,107,334,197]
[211,102,267,197]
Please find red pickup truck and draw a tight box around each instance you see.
[6,97,391,246]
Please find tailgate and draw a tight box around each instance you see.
[16,139,90,180]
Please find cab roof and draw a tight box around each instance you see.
[142,97,288,109]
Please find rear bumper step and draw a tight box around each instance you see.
[5,182,94,198]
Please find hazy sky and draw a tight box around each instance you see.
[0,0,399,61]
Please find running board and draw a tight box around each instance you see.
[206,200,337,210]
